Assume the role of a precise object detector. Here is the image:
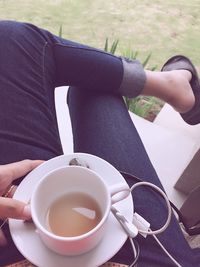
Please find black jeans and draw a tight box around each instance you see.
[0,20,199,267]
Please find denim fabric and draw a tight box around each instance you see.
[119,57,146,97]
[67,88,200,267]
[0,20,199,266]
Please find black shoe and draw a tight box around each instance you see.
[161,55,200,125]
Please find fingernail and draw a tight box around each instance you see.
[23,205,31,219]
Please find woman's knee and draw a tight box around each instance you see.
[0,20,49,48]
[0,20,28,41]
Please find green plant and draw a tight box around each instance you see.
[127,95,162,121]
[104,38,119,54]
[59,25,63,37]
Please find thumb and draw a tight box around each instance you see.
[0,197,31,220]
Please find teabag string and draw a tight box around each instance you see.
[111,171,182,267]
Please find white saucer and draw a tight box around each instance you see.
[9,153,133,267]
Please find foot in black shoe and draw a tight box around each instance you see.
[162,55,200,125]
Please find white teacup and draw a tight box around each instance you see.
[31,165,130,256]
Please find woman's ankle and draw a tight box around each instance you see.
[163,70,194,113]
[142,70,195,113]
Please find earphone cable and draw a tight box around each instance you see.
[119,171,182,267]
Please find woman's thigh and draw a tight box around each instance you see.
[67,87,200,267]
[0,21,63,165]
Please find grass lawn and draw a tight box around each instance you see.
[1,0,199,118]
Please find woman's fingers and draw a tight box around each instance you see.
[0,197,31,220]
[0,160,44,195]
[1,159,44,182]
[0,160,43,246]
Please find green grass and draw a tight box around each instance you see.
[0,0,200,69]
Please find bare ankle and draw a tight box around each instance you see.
[143,70,195,113]
[164,70,194,113]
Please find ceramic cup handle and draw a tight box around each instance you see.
[109,183,130,204]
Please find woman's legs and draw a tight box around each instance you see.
[0,20,148,165]
[53,31,196,116]
[67,87,200,267]
[1,20,194,120]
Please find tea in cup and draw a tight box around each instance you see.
[31,166,130,255]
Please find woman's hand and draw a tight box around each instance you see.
[0,159,43,197]
[0,159,44,246]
